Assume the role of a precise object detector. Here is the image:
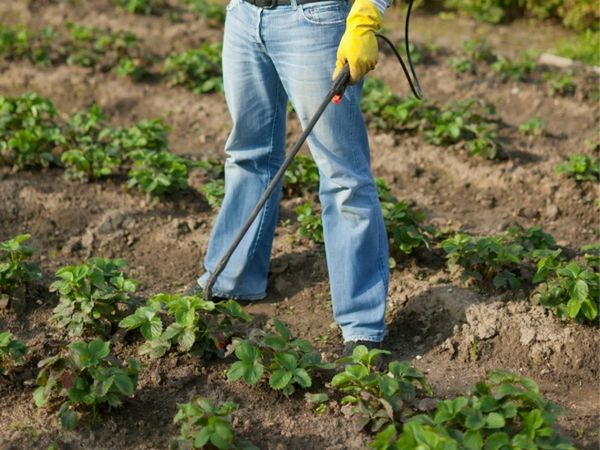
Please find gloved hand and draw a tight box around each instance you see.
[333,0,382,84]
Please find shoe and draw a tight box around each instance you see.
[184,282,228,302]
[341,340,386,371]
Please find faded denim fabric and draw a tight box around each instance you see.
[198,0,389,342]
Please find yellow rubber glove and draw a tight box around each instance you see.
[333,0,382,84]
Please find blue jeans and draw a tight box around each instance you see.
[198,0,389,342]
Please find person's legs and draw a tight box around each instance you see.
[262,2,389,342]
[198,0,288,299]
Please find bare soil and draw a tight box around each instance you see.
[1,1,598,449]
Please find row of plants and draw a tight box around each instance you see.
[1,314,578,450]
[360,77,504,160]
[448,37,600,100]
[0,226,590,447]
[0,92,209,199]
[434,0,598,32]
[289,180,599,323]
[0,23,223,93]
[113,0,226,24]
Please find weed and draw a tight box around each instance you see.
[227,319,333,396]
[120,293,250,359]
[50,258,138,337]
[0,331,28,375]
[556,154,599,181]
[331,345,431,433]
[162,43,223,94]
[34,340,139,429]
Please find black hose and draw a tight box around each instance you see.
[376,0,423,99]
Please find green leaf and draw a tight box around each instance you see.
[113,372,135,396]
[193,426,211,448]
[234,342,260,363]
[60,408,79,429]
[485,412,506,429]
[571,279,589,302]
[293,368,311,388]
[269,369,292,390]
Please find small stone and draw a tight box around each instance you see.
[413,336,421,343]
[545,204,560,220]
[415,355,422,360]
[520,326,536,346]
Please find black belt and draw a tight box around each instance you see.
[244,0,341,8]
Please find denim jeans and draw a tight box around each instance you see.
[198,0,389,342]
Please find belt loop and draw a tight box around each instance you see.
[290,0,298,11]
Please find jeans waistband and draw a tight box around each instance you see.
[243,0,341,8]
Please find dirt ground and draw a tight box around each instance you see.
[0,1,599,449]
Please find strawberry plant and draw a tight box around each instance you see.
[0,25,54,65]
[463,38,496,64]
[360,78,427,132]
[0,93,65,169]
[532,261,599,322]
[448,56,476,74]
[0,25,31,60]
[61,105,123,181]
[283,154,319,196]
[34,339,139,429]
[0,234,42,306]
[441,233,525,291]
[295,201,324,243]
[119,293,250,358]
[491,53,537,82]
[544,71,576,97]
[182,0,227,25]
[112,119,171,155]
[162,43,223,94]
[65,23,148,75]
[331,345,431,433]
[555,154,599,181]
[380,197,432,257]
[519,116,545,137]
[113,0,165,14]
[50,258,138,337]
[174,397,258,449]
[201,179,225,210]
[0,331,28,375]
[373,369,575,450]
[127,149,191,198]
[227,319,333,396]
